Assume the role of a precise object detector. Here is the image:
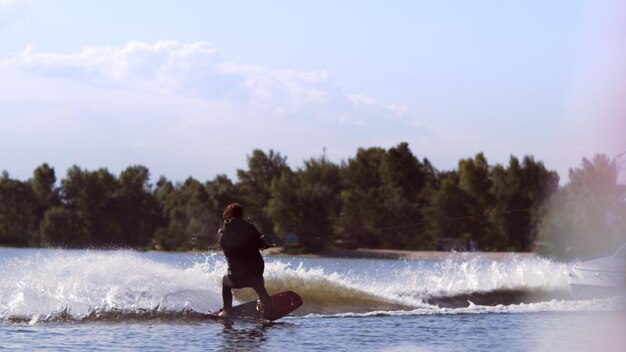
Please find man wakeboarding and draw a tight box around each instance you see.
[218,202,277,318]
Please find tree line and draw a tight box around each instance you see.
[1,143,624,258]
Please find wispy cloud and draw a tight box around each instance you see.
[1,41,391,119]
[3,41,218,91]
[347,93,409,118]
[0,40,428,180]
[217,62,332,113]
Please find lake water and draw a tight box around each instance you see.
[0,248,624,351]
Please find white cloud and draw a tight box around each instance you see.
[3,41,218,92]
[1,41,415,123]
[0,41,415,125]
[0,40,426,181]
[216,62,332,113]
[347,93,409,118]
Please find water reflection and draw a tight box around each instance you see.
[219,320,270,351]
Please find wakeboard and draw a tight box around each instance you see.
[211,290,303,322]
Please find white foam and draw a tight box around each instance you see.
[0,250,225,321]
[266,255,572,308]
[0,250,615,322]
[386,256,570,299]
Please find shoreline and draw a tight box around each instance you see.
[0,246,539,260]
[0,246,538,261]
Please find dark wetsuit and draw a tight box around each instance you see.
[218,217,272,310]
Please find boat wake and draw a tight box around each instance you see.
[0,250,622,324]
[424,287,575,308]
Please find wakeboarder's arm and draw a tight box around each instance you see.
[250,223,272,249]
[258,234,274,250]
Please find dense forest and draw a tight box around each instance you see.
[1,143,624,259]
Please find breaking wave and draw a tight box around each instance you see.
[0,249,621,324]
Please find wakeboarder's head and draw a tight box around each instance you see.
[223,203,244,223]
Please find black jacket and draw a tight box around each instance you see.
[218,218,268,277]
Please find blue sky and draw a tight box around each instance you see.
[0,0,624,183]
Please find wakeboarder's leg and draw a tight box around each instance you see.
[252,279,277,316]
[221,275,234,315]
